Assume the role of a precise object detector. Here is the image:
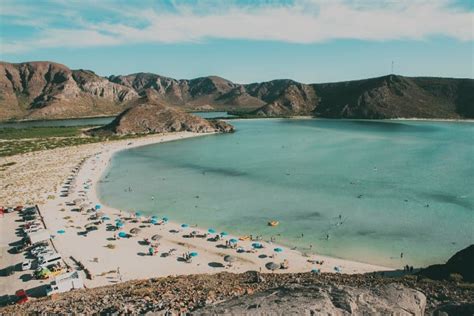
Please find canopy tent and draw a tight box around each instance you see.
[265,262,280,271]
[224,255,236,263]
[151,234,162,241]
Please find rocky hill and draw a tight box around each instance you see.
[88,98,234,136]
[1,61,473,121]
[418,245,474,283]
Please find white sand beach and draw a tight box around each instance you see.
[1,131,390,291]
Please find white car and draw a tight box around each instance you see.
[21,260,32,271]
[35,249,56,259]
[23,226,43,234]
[30,246,50,256]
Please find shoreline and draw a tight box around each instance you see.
[39,131,389,288]
[1,131,391,294]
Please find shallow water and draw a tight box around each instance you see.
[0,117,116,128]
[98,119,474,268]
[0,112,231,128]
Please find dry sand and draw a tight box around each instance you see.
[1,131,390,290]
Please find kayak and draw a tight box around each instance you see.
[268,221,279,227]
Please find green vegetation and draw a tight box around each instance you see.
[0,126,139,157]
[0,126,84,139]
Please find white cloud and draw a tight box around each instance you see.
[1,0,473,54]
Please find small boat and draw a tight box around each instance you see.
[268,220,279,227]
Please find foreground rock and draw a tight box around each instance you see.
[88,101,234,136]
[199,283,426,315]
[2,271,472,314]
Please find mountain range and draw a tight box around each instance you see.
[0,61,472,121]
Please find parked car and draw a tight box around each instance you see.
[35,249,56,259]
[23,226,43,235]
[15,289,29,304]
[23,215,38,221]
[21,260,32,271]
[30,246,50,256]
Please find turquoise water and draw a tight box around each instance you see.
[0,117,116,128]
[193,112,234,119]
[98,119,474,268]
[0,112,230,128]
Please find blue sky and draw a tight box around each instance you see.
[0,0,473,83]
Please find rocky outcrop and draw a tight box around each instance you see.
[418,245,474,282]
[2,271,472,314]
[199,284,426,315]
[88,100,234,136]
[1,61,473,120]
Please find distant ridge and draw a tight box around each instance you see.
[0,61,472,121]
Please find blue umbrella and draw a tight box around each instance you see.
[57,229,65,234]
[95,204,101,210]
[116,222,124,228]
[101,216,110,221]
[252,243,262,248]
[151,215,158,219]
[311,269,320,274]
[118,231,127,238]
[162,217,169,222]
[208,228,216,234]
[229,238,238,244]
[220,232,228,236]
[135,211,142,217]
[189,252,198,257]
[151,218,158,224]
[274,247,283,253]
[181,224,189,228]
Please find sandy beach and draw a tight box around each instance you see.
[1,131,389,292]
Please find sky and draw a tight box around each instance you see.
[0,0,473,84]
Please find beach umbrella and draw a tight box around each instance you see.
[181,224,189,228]
[118,231,127,238]
[151,234,162,241]
[252,243,262,249]
[57,229,65,234]
[189,252,198,257]
[311,269,320,274]
[151,218,158,224]
[208,228,216,234]
[274,247,283,253]
[135,211,142,217]
[220,232,228,237]
[162,217,169,222]
[224,255,236,263]
[130,228,141,235]
[148,247,155,255]
[151,215,158,219]
[101,216,110,221]
[265,262,280,271]
[334,266,342,273]
[116,222,124,228]
[229,238,238,244]
[95,204,101,210]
